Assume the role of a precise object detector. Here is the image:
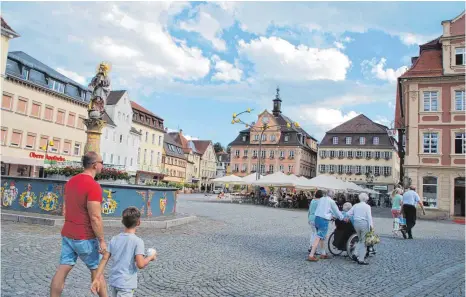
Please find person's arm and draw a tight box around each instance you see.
[415,193,426,215]
[134,239,156,269]
[330,200,344,220]
[87,185,106,252]
[367,205,374,229]
[90,251,111,294]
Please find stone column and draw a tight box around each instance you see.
[84,118,106,154]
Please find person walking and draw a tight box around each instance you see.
[391,188,403,235]
[307,190,323,254]
[346,193,374,265]
[50,152,107,297]
[401,185,425,239]
[308,189,344,262]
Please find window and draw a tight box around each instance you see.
[280,151,285,158]
[456,48,465,66]
[235,150,240,157]
[254,134,259,141]
[375,151,381,159]
[39,136,48,151]
[118,156,121,165]
[130,158,133,166]
[269,165,274,173]
[110,154,114,164]
[145,132,148,142]
[383,166,391,176]
[150,150,154,165]
[157,152,161,165]
[345,137,352,144]
[67,113,76,127]
[366,151,372,159]
[63,141,71,155]
[152,134,155,144]
[288,165,293,173]
[74,143,81,156]
[337,165,343,174]
[423,91,438,111]
[22,67,29,79]
[347,151,353,158]
[1,128,7,145]
[56,110,65,124]
[269,150,275,158]
[355,165,361,174]
[10,130,22,147]
[330,150,336,158]
[31,102,41,118]
[16,98,27,114]
[144,149,147,163]
[373,137,379,145]
[2,94,13,110]
[338,150,345,158]
[270,135,276,141]
[102,152,106,163]
[244,150,248,157]
[284,135,289,142]
[252,164,257,172]
[289,150,295,158]
[261,150,266,158]
[374,166,380,176]
[364,166,371,174]
[319,150,327,158]
[51,138,60,153]
[329,165,335,173]
[332,137,338,144]
[423,133,438,154]
[261,134,266,141]
[118,112,121,120]
[78,116,85,129]
[455,133,466,154]
[359,137,365,145]
[44,106,53,121]
[422,176,438,208]
[25,134,36,149]
[234,164,239,172]
[455,90,465,111]
[120,135,123,143]
[158,136,162,146]
[242,135,246,142]
[49,80,65,93]
[319,164,326,173]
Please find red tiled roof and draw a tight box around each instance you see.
[130,101,162,120]
[168,132,191,154]
[1,17,19,37]
[192,140,211,154]
[400,49,443,78]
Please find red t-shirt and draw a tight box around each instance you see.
[61,174,103,240]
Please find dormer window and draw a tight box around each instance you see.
[49,79,65,93]
[373,137,380,145]
[360,137,366,145]
[80,91,86,99]
[261,134,266,141]
[284,135,289,142]
[242,135,246,142]
[254,135,259,141]
[332,137,338,144]
[456,48,465,66]
[22,67,29,79]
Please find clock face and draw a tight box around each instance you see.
[262,116,269,124]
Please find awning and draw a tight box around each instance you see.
[1,155,45,167]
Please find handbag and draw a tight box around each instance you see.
[365,229,381,246]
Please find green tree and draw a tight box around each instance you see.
[226,145,231,154]
[214,142,224,153]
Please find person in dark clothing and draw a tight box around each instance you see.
[401,186,425,239]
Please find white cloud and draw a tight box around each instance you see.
[238,36,351,81]
[333,36,353,50]
[180,11,226,51]
[211,55,243,82]
[55,67,87,85]
[374,115,392,128]
[361,58,408,83]
[100,5,211,81]
[397,33,437,46]
[91,36,142,59]
[166,128,199,141]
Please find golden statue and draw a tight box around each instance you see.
[88,62,111,117]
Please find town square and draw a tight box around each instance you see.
[1,1,465,297]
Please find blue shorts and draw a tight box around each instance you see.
[315,216,329,239]
[60,236,102,270]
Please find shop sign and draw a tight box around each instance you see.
[373,185,388,191]
[29,152,66,162]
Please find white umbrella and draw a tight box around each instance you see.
[301,175,348,191]
[212,174,243,184]
[239,173,265,185]
[251,171,300,187]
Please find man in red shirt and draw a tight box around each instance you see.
[50,151,108,297]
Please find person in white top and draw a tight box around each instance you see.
[307,190,343,262]
[346,193,374,265]
[401,185,425,239]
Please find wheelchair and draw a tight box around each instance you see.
[328,219,375,261]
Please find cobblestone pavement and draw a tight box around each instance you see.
[2,194,465,297]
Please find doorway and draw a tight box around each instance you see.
[454,177,465,217]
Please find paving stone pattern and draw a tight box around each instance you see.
[2,194,465,297]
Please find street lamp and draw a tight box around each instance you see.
[231,109,300,180]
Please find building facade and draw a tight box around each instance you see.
[395,11,465,217]
[317,115,400,195]
[162,133,187,183]
[2,49,90,177]
[193,140,217,189]
[168,130,201,186]
[131,101,165,184]
[1,17,19,78]
[229,91,318,178]
[216,151,231,178]
[100,91,141,175]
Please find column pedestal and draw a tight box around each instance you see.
[84,118,105,155]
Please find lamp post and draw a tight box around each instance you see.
[231,109,300,181]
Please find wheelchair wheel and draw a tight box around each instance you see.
[346,233,359,261]
[328,231,344,256]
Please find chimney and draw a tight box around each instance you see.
[411,56,418,66]
[179,129,183,135]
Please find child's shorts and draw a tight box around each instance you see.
[111,287,135,297]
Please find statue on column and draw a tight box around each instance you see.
[87,62,111,119]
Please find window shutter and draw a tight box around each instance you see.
[11,131,21,146]
[26,134,35,148]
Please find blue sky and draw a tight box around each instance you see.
[3,2,464,146]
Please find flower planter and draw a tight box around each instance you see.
[100,179,129,185]
[46,174,71,181]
